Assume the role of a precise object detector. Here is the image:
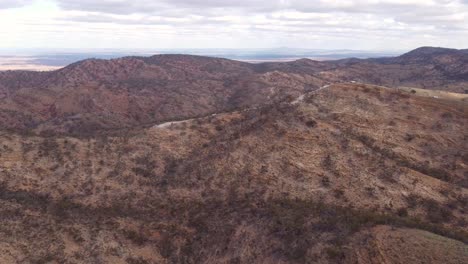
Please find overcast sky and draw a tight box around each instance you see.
[0,0,467,51]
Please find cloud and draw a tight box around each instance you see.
[55,0,164,14]
[1,0,467,50]
[55,0,283,14]
[0,0,33,9]
[52,0,461,15]
[54,0,468,31]
[52,0,468,31]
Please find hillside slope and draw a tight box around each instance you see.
[0,83,466,263]
[0,47,467,136]
[0,55,323,135]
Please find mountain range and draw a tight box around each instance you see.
[0,47,467,263]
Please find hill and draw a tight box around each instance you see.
[0,55,326,136]
[0,82,466,263]
[0,47,467,137]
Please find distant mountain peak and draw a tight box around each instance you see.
[401,46,460,57]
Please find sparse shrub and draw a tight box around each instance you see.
[441,112,453,119]
[159,234,175,258]
[455,195,467,211]
[340,137,350,150]
[322,155,333,170]
[305,120,317,128]
[51,198,80,219]
[68,227,84,243]
[321,176,331,187]
[21,142,34,154]
[356,134,375,146]
[377,160,403,183]
[396,207,408,217]
[325,246,345,260]
[132,167,154,178]
[38,138,60,158]
[126,257,149,264]
[422,199,454,224]
[333,189,344,198]
[365,187,375,197]
[123,229,147,246]
[404,133,416,142]
[432,121,443,131]
[439,187,451,197]
[164,158,178,175]
[405,194,420,208]
[228,257,241,264]
[132,154,156,178]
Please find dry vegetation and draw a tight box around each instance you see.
[1,47,467,137]
[0,82,466,263]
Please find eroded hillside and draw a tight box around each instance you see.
[0,47,467,137]
[0,83,466,263]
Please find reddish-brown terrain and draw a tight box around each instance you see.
[0,47,467,136]
[0,47,467,263]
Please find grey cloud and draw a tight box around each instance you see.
[53,0,468,33]
[53,0,462,15]
[18,0,466,49]
[56,0,166,14]
[0,0,33,9]
[58,13,233,27]
[55,0,283,14]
